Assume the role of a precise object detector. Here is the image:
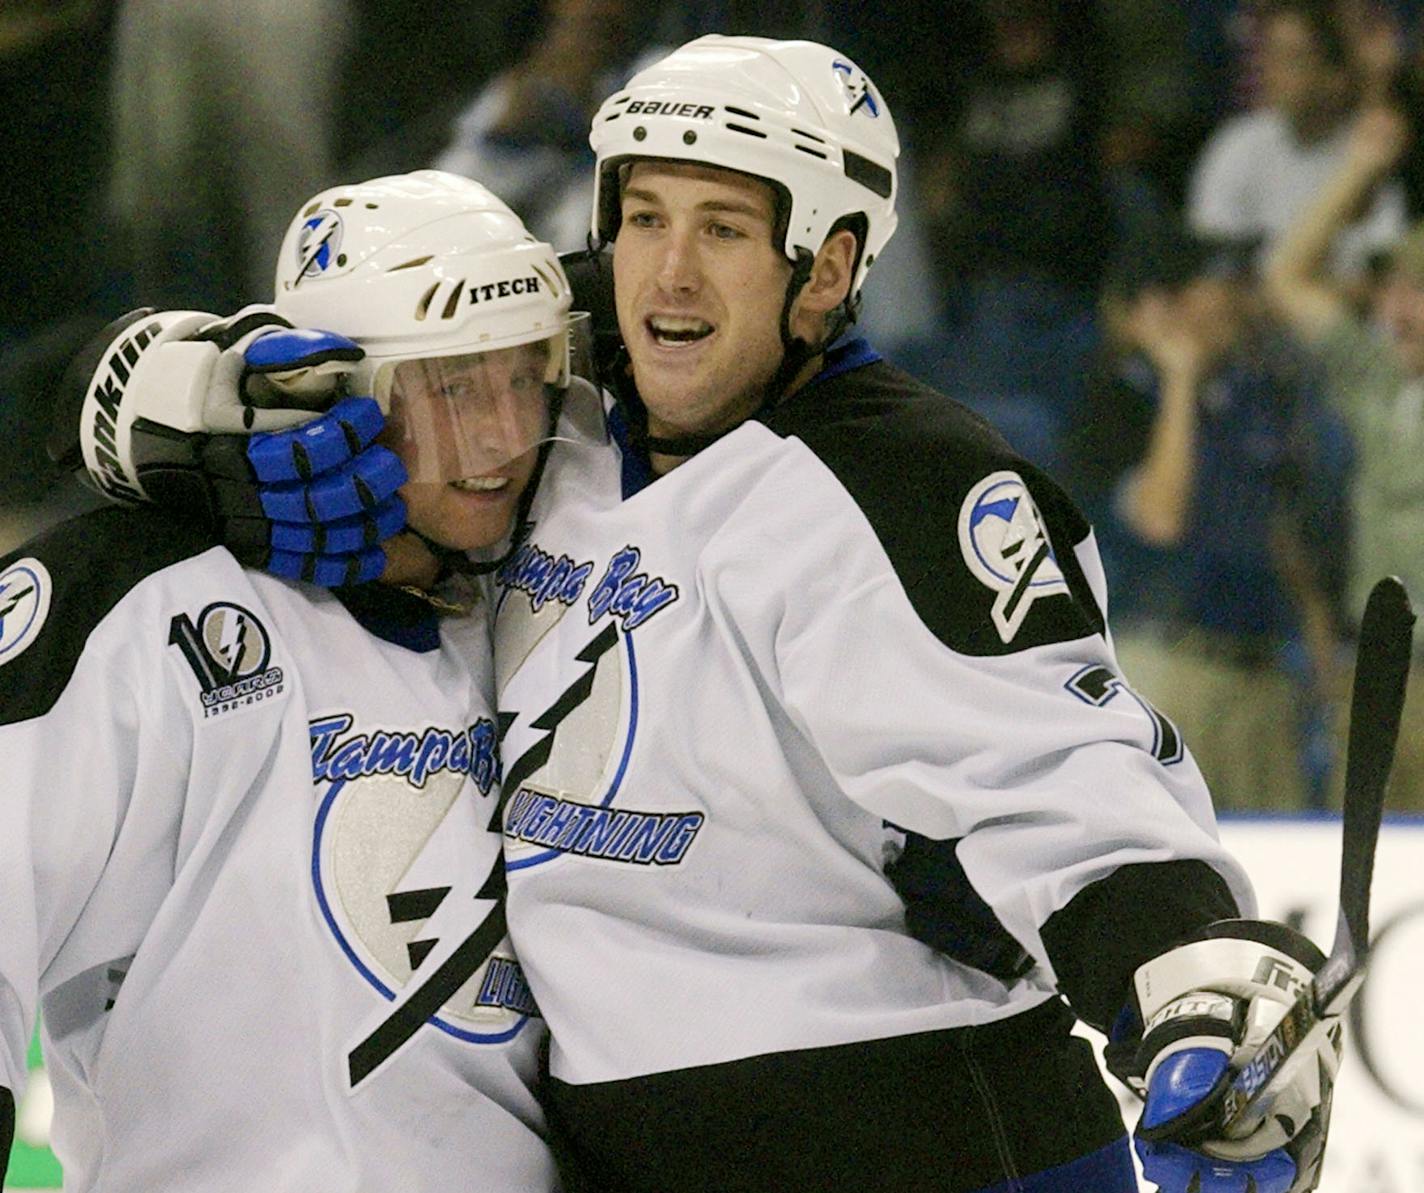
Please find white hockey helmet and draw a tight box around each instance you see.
[272,170,581,479]
[589,36,900,300]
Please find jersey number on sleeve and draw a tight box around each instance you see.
[1065,664,1184,766]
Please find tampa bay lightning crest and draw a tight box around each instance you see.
[0,557,52,668]
[958,471,1070,644]
[308,711,536,1088]
[294,209,344,281]
[495,541,703,872]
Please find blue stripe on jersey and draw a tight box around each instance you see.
[333,584,441,652]
[973,1137,1136,1193]
[604,339,884,501]
[607,403,657,499]
[803,335,882,388]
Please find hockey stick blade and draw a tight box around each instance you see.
[1220,576,1414,1137]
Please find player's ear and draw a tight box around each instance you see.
[789,230,857,341]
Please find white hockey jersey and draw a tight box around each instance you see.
[490,343,1255,1189]
[0,508,555,1192]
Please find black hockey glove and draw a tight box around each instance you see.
[1107,920,1341,1193]
[50,308,406,586]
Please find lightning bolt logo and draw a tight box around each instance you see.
[495,621,620,827]
[294,211,342,285]
[958,471,1070,644]
[0,582,34,629]
[344,774,517,1088]
[386,884,451,972]
[832,60,881,118]
[0,558,52,667]
[213,610,250,678]
[167,601,279,705]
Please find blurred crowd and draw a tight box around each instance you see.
[5,0,1424,814]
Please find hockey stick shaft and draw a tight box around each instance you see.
[1220,576,1413,1136]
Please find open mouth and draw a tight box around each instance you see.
[648,316,714,346]
[449,476,509,493]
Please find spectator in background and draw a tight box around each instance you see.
[0,1,114,344]
[108,0,353,314]
[1337,0,1412,102]
[435,0,645,250]
[1265,100,1424,809]
[1188,0,1406,280]
[1356,0,1424,219]
[1070,229,1344,810]
[1180,0,1264,119]
[435,0,823,251]
[859,0,1204,477]
[921,0,1116,305]
[1097,0,1211,207]
[0,3,114,553]
[858,0,1123,474]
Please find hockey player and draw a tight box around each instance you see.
[47,39,1346,1193]
[486,40,1341,1193]
[0,172,582,1191]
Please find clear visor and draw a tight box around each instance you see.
[376,333,567,482]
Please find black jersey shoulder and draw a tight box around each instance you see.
[0,506,218,724]
[765,358,1105,656]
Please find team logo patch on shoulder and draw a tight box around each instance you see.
[0,558,52,667]
[958,471,1069,644]
[168,601,286,717]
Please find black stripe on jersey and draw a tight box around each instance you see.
[1,1084,13,1183]
[885,829,1034,981]
[1041,859,1242,1032]
[0,507,216,725]
[347,903,510,1087]
[542,997,1126,1193]
[766,358,1105,656]
[386,886,450,924]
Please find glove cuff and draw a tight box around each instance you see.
[1191,919,1327,972]
[1134,919,1323,1025]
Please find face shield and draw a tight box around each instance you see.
[375,331,568,483]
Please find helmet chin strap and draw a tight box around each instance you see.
[636,249,849,460]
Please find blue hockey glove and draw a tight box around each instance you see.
[1108,921,1341,1193]
[53,308,407,585]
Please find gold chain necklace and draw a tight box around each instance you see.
[396,585,476,617]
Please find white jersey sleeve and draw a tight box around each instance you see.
[0,510,214,1179]
[730,363,1254,1026]
[728,454,1244,962]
